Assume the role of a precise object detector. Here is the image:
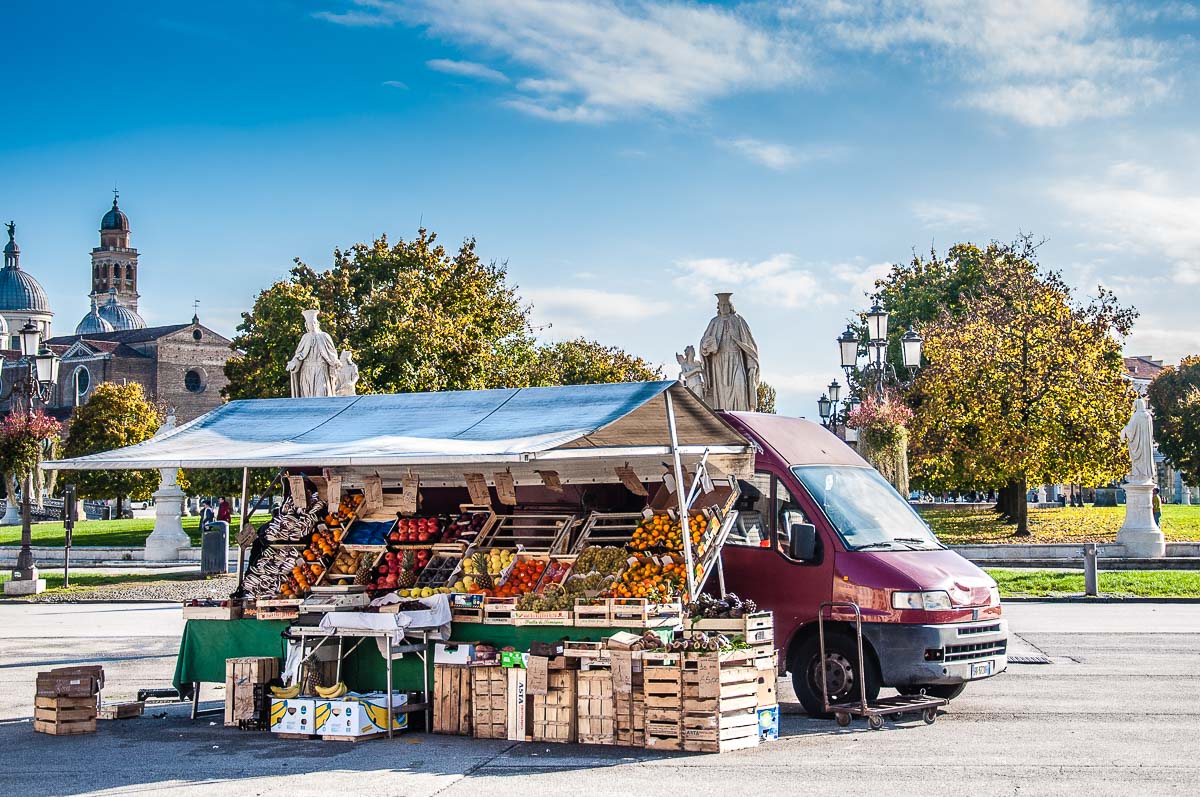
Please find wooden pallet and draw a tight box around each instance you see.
[576,671,614,745]
[321,731,388,742]
[433,665,473,735]
[275,732,318,740]
[531,670,576,743]
[469,666,508,739]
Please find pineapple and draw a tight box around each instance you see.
[397,551,417,589]
[354,559,373,586]
[471,552,494,590]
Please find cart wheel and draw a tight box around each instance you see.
[835,712,851,727]
[867,715,884,731]
[923,708,937,725]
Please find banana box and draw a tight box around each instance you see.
[316,692,408,737]
[270,698,317,735]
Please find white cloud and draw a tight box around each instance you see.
[910,200,985,230]
[673,254,838,309]
[832,261,892,299]
[1050,160,1200,286]
[382,79,408,90]
[426,58,509,83]
[724,138,847,171]
[793,0,1174,127]
[523,287,671,337]
[1123,323,1200,366]
[317,0,809,121]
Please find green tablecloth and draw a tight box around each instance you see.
[173,619,630,695]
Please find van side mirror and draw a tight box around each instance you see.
[789,522,817,561]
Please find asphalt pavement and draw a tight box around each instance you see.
[1,601,1197,797]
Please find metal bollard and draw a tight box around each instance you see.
[1083,542,1099,597]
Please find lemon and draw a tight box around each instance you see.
[453,581,466,592]
[421,587,434,598]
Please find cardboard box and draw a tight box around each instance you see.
[506,667,530,741]
[317,693,409,737]
[500,650,528,669]
[270,698,318,735]
[435,643,476,665]
[758,705,779,741]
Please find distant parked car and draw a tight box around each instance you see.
[127,499,151,510]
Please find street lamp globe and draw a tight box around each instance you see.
[19,320,40,359]
[817,393,832,421]
[828,380,842,405]
[901,328,923,369]
[865,304,889,343]
[35,348,60,385]
[838,327,860,369]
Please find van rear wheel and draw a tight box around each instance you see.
[791,633,880,717]
[897,683,965,701]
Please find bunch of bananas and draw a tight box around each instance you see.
[270,683,300,699]
[315,681,348,699]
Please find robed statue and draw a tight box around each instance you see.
[1122,397,1156,485]
[334,350,360,397]
[698,293,760,411]
[676,345,706,399]
[287,309,340,398]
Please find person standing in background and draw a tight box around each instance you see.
[217,498,232,525]
[199,500,214,531]
[1153,487,1162,528]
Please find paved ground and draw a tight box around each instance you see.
[2,602,1198,797]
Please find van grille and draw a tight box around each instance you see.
[944,639,1007,663]
[957,623,1002,637]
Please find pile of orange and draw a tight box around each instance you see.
[304,527,336,561]
[606,557,684,599]
[628,511,709,554]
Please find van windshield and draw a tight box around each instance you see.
[790,465,942,551]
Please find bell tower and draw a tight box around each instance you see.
[91,191,140,313]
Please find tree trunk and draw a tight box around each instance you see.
[115,495,124,520]
[994,483,1018,523]
[1013,477,1030,536]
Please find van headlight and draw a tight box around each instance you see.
[891,590,952,611]
[988,586,1001,605]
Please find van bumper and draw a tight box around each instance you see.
[863,618,1008,687]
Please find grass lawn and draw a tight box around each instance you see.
[920,504,1200,545]
[0,569,214,594]
[0,513,270,549]
[986,568,1200,598]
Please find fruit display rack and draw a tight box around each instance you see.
[472,512,575,554]
[569,512,644,553]
[442,504,497,548]
[414,553,461,588]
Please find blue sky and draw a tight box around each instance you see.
[4,0,1200,415]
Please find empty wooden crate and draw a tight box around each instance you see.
[576,670,614,745]
[470,666,508,739]
[433,664,473,735]
[225,657,280,728]
[531,670,577,743]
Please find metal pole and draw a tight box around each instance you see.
[236,466,250,576]
[14,366,35,579]
[664,389,696,600]
[1083,543,1099,597]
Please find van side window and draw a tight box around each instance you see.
[727,473,771,547]
[776,477,820,563]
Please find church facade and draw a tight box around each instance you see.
[0,197,234,422]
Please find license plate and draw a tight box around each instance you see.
[970,661,993,678]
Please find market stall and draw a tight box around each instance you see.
[47,381,780,750]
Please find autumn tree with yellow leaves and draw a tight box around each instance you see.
[904,237,1136,535]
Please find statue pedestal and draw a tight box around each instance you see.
[1116,482,1165,558]
[4,567,46,595]
[0,500,20,526]
[144,477,190,562]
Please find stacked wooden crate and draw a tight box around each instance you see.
[225,657,280,728]
[642,658,684,751]
[34,666,103,735]
[611,649,645,746]
[680,650,761,753]
[530,670,577,743]
[469,666,508,739]
[576,670,614,745]
[433,664,473,735]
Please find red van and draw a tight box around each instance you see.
[715,412,1007,715]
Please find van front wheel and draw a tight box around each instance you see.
[791,633,880,717]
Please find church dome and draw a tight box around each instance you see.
[101,197,129,231]
[76,299,115,335]
[0,264,51,312]
[98,291,145,330]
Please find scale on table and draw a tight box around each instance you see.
[300,584,371,614]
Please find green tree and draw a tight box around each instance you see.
[183,468,278,505]
[756,382,777,414]
[529,338,663,386]
[62,383,163,517]
[226,228,535,399]
[906,238,1136,535]
[1148,355,1200,484]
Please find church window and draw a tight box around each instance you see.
[185,368,206,393]
[192,329,202,341]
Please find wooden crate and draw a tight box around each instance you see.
[513,610,573,627]
[506,667,530,741]
[433,665,472,736]
[36,666,103,699]
[225,657,280,728]
[576,671,614,745]
[470,666,508,740]
[681,707,761,753]
[182,602,243,621]
[755,652,779,708]
[642,663,682,749]
[33,695,97,735]
[482,596,518,625]
[98,701,145,720]
[531,670,577,743]
[563,640,612,668]
[609,598,683,629]
[681,659,759,714]
[573,598,612,627]
[614,692,645,747]
[686,611,773,644]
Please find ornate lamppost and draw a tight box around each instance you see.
[6,320,60,593]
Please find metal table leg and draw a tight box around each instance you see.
[385,637,394,739]
[191,682,200,719]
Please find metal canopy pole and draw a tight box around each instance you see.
[235,466,250,576]
[664,389,697,600]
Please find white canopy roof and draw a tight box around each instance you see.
[45,381,752,480]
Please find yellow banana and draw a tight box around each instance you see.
[270,684,300,699]
[315,681,348,699]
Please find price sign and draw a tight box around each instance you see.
[615,466,648,496]
[493,471,517,506]
[286,476,308,508]
[464,473,491,507]
[536,470,564,493]
[399,474,420,515]
[363,475,384,513]
[237,523,258,548]
[526,655,549,695]
[325,475,343,508]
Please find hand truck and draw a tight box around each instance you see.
[818,601,947,730]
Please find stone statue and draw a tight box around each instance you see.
[676,345,705,399]
[286,309,340,398]
[5,221,13,241]
[334,350,360,397]
[1121,397,1156,485]
[698,293,760,411]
